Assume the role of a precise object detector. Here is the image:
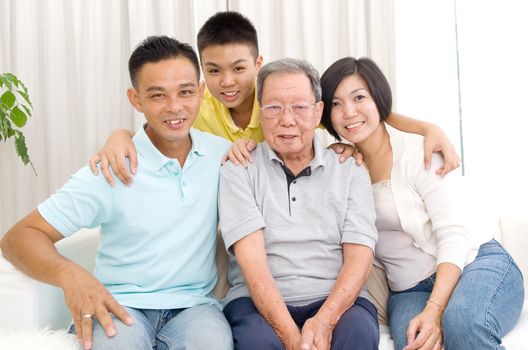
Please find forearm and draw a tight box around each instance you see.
[246,265,300,343]
[426,262,461,313]
[315,244,373,326]
[386,112,435,136]
[1,212,82,288]
[112,128,135,139]
[234,232,299,347]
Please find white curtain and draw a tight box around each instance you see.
[0,0,394,234]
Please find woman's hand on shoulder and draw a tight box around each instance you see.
[328,142,364,165]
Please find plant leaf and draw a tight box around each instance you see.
[0,75,12,90]
[1,90,16,108]
[22,104,32,117]
[14,130,30,164]
[9,105,27,127]
[16,89,33,109]
[4,73,19,86]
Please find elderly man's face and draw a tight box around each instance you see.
[259,73,323,159]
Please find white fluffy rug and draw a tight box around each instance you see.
[0,328,81,350]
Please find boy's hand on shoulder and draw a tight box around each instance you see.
[222,138,257,167]
[89,129,137,186]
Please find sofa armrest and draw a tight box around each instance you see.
[0,229,100,330]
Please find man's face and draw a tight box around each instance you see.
[128,57,204,152]
[260,72,323,159]
[200,44,262,110]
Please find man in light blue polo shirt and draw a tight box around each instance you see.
[0,36,233,350]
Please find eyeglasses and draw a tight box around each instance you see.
[260,103,316,120]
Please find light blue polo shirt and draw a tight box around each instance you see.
[38,126,231,310]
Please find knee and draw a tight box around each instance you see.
[91,320,151,350]
[231,317,282,350]
[442,299,479,335]
[192,318,233,350]
[332,303,379,349]
[442,301,501,349]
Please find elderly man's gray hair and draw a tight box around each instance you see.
[257,58,322,105]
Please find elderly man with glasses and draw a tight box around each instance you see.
[219,58,379,350]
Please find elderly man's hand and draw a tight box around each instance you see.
[60,266,133,349]
[300,316,334,350]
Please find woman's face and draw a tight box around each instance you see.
[330,74,380,144]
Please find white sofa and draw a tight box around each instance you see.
[1,214,527,349]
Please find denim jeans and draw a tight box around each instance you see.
[71,303,233,350]
[387,239,524,350]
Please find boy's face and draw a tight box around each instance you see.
[200,43,263,110]
[128,57,204,152]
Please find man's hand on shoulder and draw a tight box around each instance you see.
[423,124,460,176]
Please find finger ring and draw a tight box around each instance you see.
[81,314,94,320]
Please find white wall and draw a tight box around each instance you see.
[394,0,528,217]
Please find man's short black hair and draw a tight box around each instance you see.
[320,57,392,141]
[129,36,200,87]
[197,11,259,59]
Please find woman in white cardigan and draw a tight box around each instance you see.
[319,57,524,350]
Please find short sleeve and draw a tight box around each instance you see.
[218,161,265,255]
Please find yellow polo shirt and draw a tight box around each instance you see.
[193,86,264,142]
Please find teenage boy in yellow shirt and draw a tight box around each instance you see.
[90,11,459,185]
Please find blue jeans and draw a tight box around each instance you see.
[224,296,379,350]
[71,304,233,349]
[387,239,524,350]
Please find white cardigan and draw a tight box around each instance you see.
[388,128,493,271]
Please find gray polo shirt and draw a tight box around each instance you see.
[219,135,377,306]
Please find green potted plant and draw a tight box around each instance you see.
[0,72,36,174]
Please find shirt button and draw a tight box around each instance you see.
[167,160,174,166]
[292,197,296,202]
[182,181,186,186]
[293,180,297,184]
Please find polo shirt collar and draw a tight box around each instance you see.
[262,134,326,170]
[133,125,205,171]
[212,82,260,133]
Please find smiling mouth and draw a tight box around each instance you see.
[221,91,239,99]
[165,119,185,127]
[345,121,363,129]
[279,135,298,141]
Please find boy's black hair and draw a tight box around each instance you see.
[129,36,200,87]
[197,11,259,59]
[320,57,392,140]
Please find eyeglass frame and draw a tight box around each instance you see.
[259,102,318,120]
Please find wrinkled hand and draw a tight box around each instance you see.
[403,309,443,350]
[423,125,460,176]
[88,129,137,186]
[328,143,363,166]
[60,267,133,350]
[222,138,257,167]
[299,316,334,350]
